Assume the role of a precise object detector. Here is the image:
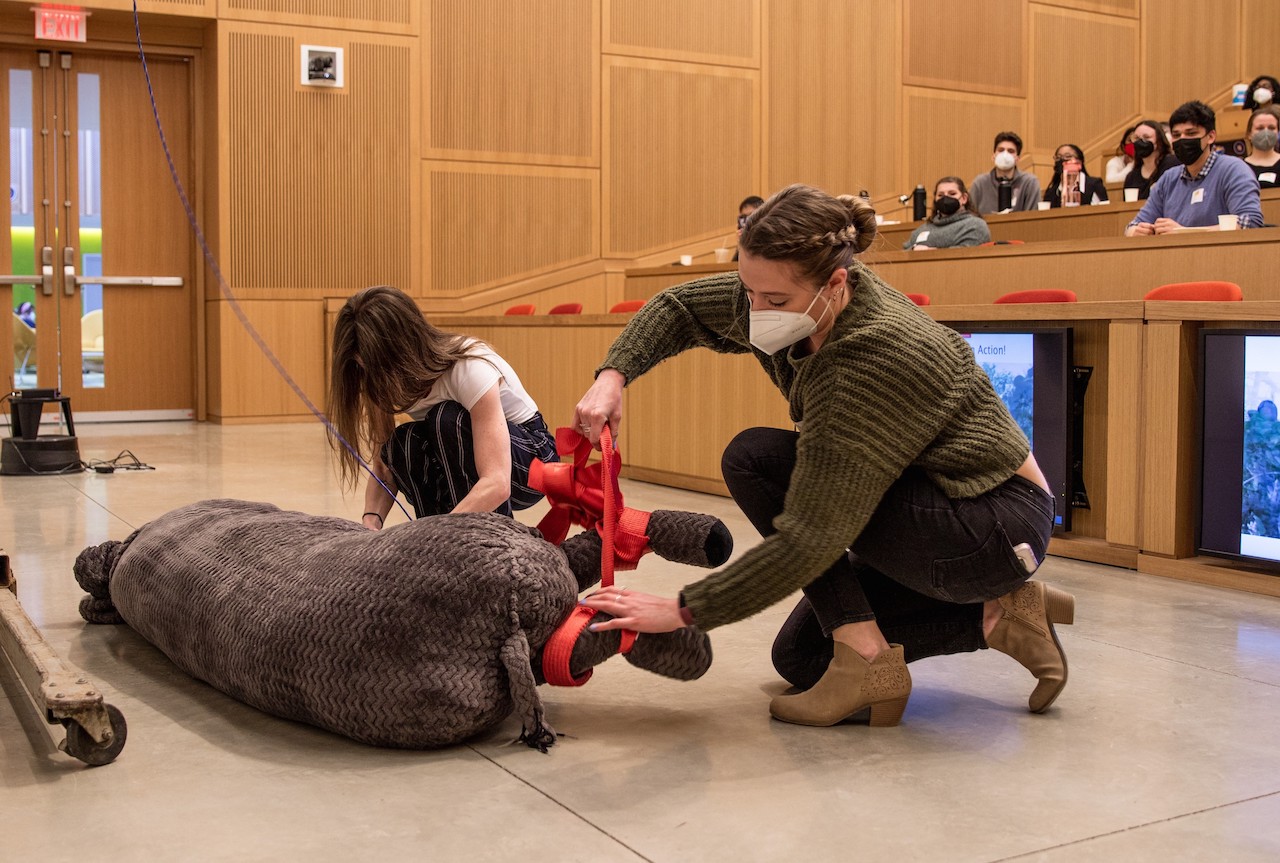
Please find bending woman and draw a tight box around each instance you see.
[574,184,1074,727]
[329,285,557,525]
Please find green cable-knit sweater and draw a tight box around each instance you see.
[598,263,1030,631]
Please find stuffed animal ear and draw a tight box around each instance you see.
[646,511,733,568]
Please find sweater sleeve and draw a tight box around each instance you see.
[680,337,964,630]
[954,216,991,247]
[596,273,752,382]
[1222,160,1264,228]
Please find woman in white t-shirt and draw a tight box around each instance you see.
[329,286,557,525]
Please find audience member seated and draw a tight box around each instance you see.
[1244,106,1279,189]
[1125,101,1263,236]
[902,177,990,250]
[1043,144,1109,208]
[737,195,764,234]
[15,301,35,328]
[1123,119,1180,201]
[1105,125,1137,184]
[1244,74,1279,111]
[969,131,1041,214]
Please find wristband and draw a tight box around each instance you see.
[677,591,695,627]
[362,511,384,525]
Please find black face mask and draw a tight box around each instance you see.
[1172,136,1205,166]
[934,195,962,217]
[1131,138,1155,159]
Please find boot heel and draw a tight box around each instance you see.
[1045,585,1075,626]
[867,695,909,728]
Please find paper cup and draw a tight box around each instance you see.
[1037,201,1052,211]
[713,247,734,263]
[1123,188,1139,203]
[679,254,693,266]
[1218,214,1239,231]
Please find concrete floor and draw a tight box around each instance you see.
[4,421,1280,862]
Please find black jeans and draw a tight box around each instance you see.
[381,401,558,518]
[721,427,1055,690]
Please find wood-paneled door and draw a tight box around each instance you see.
[1,47,195,420]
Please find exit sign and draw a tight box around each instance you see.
[35,6,88,43]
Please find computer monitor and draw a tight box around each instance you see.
[1200,330,1280,568]
[956,328,1073,531]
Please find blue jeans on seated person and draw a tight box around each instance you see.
[381,401,558,518]
[720,426,1054,691]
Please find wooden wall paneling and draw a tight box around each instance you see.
[765,0,899,199]
[1032,0,1138,16]
[1140,0,1240,116]
[1140,320,1197,556]
[217,0,416,34]
[604,56,758,257]
[1105,319,1143,547]
[862,231,1280,305]
[604,0,760,68]
[903,89,1027,200]
[221,24,417,295]
[207,298,326,421]
[468,273,610,315]
[904,0,1027,98]
[426,0,597,166]
[1028,5,1138,153]
[65,0,216,18]
[1242,0,1280,85]
[627,348,791,495]
[424,161,599,297]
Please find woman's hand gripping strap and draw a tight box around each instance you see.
[533,427,650,685]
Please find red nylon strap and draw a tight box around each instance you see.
[534,426,647,685]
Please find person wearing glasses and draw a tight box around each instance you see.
[1043,144,1109,208]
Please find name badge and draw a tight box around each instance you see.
[1191,188,1205,204]
[916,230,930,243]
[1261,172,1277,184]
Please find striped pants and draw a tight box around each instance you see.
[381,401,558,518]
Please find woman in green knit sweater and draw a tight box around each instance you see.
[575,184,1075,727]
[902,177,991,250]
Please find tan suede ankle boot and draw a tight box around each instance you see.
[986,580,1075,713]
[769,643,911,727]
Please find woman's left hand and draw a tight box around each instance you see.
[580,586,684,633]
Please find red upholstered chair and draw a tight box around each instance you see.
[905,293,931,306]
[609,300,645,313]
[994,289,1077,304]
[548,302,583,315]
[1144,281,1243,301]
[503,304,536,316]
[979,240,1026,247]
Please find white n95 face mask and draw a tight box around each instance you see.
[749,290,830,354]
[1255,87,1274,105]
[994,152,1017,171]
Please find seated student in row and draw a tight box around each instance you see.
[1123,120,1180,201]
[1244,106,1280,189]
[902,178,990,250]
[969,132,1040,214]
[1125,101,1263,236]
[1105,125,1137,184]
[1042,144,1109,208]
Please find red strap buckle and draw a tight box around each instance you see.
[534,427,645,686]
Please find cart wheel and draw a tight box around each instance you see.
[64,704,127,766]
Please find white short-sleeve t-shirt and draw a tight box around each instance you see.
[405,341,539,425]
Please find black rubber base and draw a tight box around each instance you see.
[0,435,82,475]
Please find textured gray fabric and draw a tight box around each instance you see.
[74,500,730,750]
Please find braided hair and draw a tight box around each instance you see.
[738,184,876,285]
